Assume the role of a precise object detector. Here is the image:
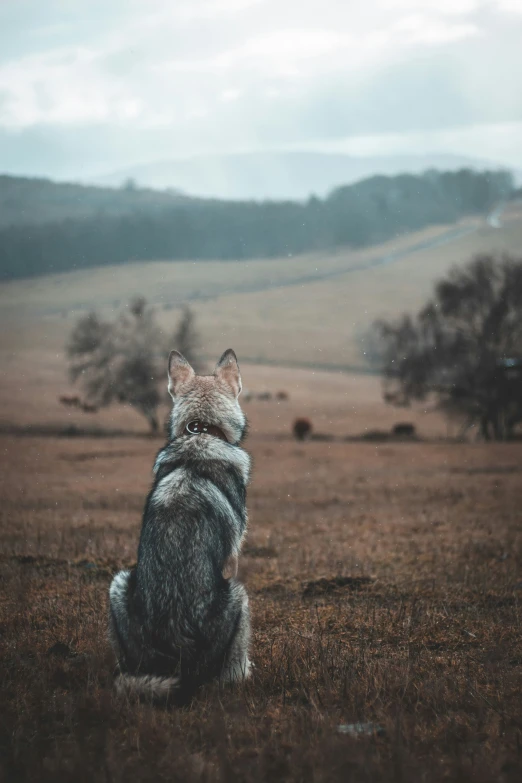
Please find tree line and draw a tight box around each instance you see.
[0,169,513,281]
[0,174,186,229]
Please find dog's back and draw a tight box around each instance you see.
[108,349,251,703]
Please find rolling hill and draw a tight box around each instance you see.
[95,150,518,201]
[0,169,512,281]
[2,202,521,371]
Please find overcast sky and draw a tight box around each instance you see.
[0,0,521,179]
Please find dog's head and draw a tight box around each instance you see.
[167,349,247,445]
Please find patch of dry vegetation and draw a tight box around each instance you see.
[1,426,521,782]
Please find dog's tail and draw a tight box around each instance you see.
[114,673,185,704]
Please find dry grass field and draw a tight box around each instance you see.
[1,350,522,782]
[1,214,522,781]
[2,204,521,369]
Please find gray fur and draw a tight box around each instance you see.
[108,349,252,704]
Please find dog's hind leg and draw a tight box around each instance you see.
[109,570,183,703]
[108,569,133,664]
[221,581,252,685]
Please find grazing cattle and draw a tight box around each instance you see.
[257,392,272,401]
[276,391,289,401]
[81,403,98,413]
[59,395,81,407]
[392,423,416,438]
[293,418,312,441]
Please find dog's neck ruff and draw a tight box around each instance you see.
[185,420,229,443]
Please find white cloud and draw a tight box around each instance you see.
[220,88,243,102]
[176,0,265,19]
[392,15,479,45]
[379,0,481,14]
[0,46,142,127]
[0,0,520,174]
[145,15,478,85]
[497,0,522,13]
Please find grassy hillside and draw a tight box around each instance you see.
[1,205,521,371]
[179,209,522,368]
[0,169,512,280]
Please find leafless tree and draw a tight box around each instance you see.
[67,299,201,432]
[374,254,522,441]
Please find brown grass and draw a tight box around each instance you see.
[1,381,522,781]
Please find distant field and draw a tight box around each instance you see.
[1,206,521,369]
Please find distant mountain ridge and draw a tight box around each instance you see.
[94,151,517,201]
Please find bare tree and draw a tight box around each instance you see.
[374,254,522,441]
[67,299,201,432]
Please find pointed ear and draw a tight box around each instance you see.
[215,348,242,397]
[168,350,195,396]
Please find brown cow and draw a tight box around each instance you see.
[59,395,81,407]
[293,418,312,441]
[392,423,416,438]
[81,403,98,413]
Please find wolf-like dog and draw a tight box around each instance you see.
[108,349,251,703]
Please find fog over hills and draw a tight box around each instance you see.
[95,151,516,201]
